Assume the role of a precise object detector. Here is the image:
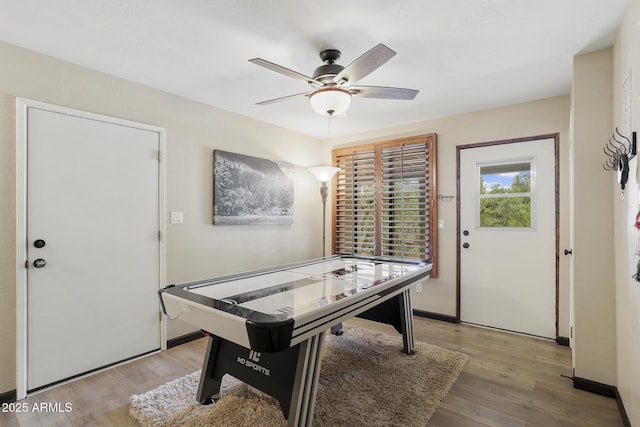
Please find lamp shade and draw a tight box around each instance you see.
[309,88,352,116]
[308,166,340,183]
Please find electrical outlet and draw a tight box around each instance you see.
[416,282,422,293]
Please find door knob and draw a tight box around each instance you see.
[462,242,470,249]
[33,259,46,268]
[34,239,46,248]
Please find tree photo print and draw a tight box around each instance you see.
[213,150,294,225]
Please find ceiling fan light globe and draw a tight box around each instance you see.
[309,88,352,116]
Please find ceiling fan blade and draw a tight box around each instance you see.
[334,44,396,85]
[249,58,323,86]
[256,92,310,105]
[350,85,419,100]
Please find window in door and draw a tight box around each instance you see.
[332,134,438,276]
[478,160,533,229]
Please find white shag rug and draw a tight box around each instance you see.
[130,325,468,427]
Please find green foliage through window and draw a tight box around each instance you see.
[479,162,532,228]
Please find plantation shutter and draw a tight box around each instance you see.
[332,134,438,276]
[334,147,376,256]
[380,141,429,260]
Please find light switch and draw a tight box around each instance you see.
[170,211,184,224]
[438,219,445,230]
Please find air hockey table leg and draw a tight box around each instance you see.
[354,289,416,355]
[399,289,415,355]
[330,323,343,335]
[196,334,223,404]
[287,331,325,427]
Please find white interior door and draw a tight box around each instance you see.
[20,101,163,392]
[459,138,556,338]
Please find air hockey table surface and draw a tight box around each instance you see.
[160,255,432,352]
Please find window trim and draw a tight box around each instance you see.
[332,134,438,277]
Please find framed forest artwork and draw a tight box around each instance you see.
[213,150,294,225]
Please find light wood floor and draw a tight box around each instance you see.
[1,317,624,426]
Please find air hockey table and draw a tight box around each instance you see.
[159,255,432,426]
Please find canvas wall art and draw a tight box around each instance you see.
[213,150,294,225]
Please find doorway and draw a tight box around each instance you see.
[16,99,166,397]
[457,135,558,338]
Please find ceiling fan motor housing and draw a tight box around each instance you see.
[313,64,344,82]
[313,49,344,83]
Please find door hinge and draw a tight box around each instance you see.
[157,151,161,162]
[570,326,573,338]
[158,230,161,241]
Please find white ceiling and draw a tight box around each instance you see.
[0,0,630,139]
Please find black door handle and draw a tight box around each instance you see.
[462,242,470,249]
[564,249,573,255]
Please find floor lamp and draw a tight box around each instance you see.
[308,166,340,258]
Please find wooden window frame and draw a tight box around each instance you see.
[332,134,438,277]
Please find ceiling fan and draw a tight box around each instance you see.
[249,43,419,117]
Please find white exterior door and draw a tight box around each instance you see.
[18,100,164,393]
[459,138,557,338]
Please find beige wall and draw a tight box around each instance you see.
[612,2,640,424]
[0,41,327,394]
[328,96,571,335]
[571,48,617,387]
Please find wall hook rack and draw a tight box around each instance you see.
[603,129,636,191]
